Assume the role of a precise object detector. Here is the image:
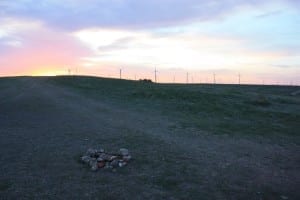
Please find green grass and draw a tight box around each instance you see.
[49,76,300,137]
[1,75,299,199]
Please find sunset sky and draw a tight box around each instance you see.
[0,0,299,84]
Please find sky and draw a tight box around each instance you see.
[0,0,299,85]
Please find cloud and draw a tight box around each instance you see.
[0,19,92,76]
[255,10,282,18]
[98,37,136,52]
[0,0,299,84]
[1,0,299,31]
[0,37,22,54]
[271,64,299,68]
[75,28,294,73]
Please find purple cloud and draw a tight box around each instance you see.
[1,0,299,31]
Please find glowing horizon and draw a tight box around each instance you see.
[0,1,299,85]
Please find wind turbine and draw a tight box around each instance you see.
[154,67,158,83]
[186,72,189,84]
[213,73,216,84]
[119,68,122,79]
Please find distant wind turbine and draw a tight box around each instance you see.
[186,72,189,84]
[154,68,158,83]
[213,73,216,84]
[119,68,122,79]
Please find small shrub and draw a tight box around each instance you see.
[138,79,153,83]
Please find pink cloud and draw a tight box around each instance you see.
[0,23,92,76]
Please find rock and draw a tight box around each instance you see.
[110,160,119,168]
[120,148,129,156]
[109,156,118,161]
[118,161,127,167]
[81,155,90,163]
[90,162,98,171]
[89,159,97,167]
[81,147,131,171]
[97,161,106,168]
[104,162,113,169]
[97,157,104,162]
[98,153,111,161]
[86,148,97,156]
[123,155,132,162]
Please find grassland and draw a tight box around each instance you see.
[50,76,299,137]
[0,76,299,199]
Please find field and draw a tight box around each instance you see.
[0,76,299,199]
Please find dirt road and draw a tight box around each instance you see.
[0,77,299,199]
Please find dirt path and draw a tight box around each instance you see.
[0,77,299,200]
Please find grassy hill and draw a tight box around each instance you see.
[50,76,300,136]
[0,76,299,199]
